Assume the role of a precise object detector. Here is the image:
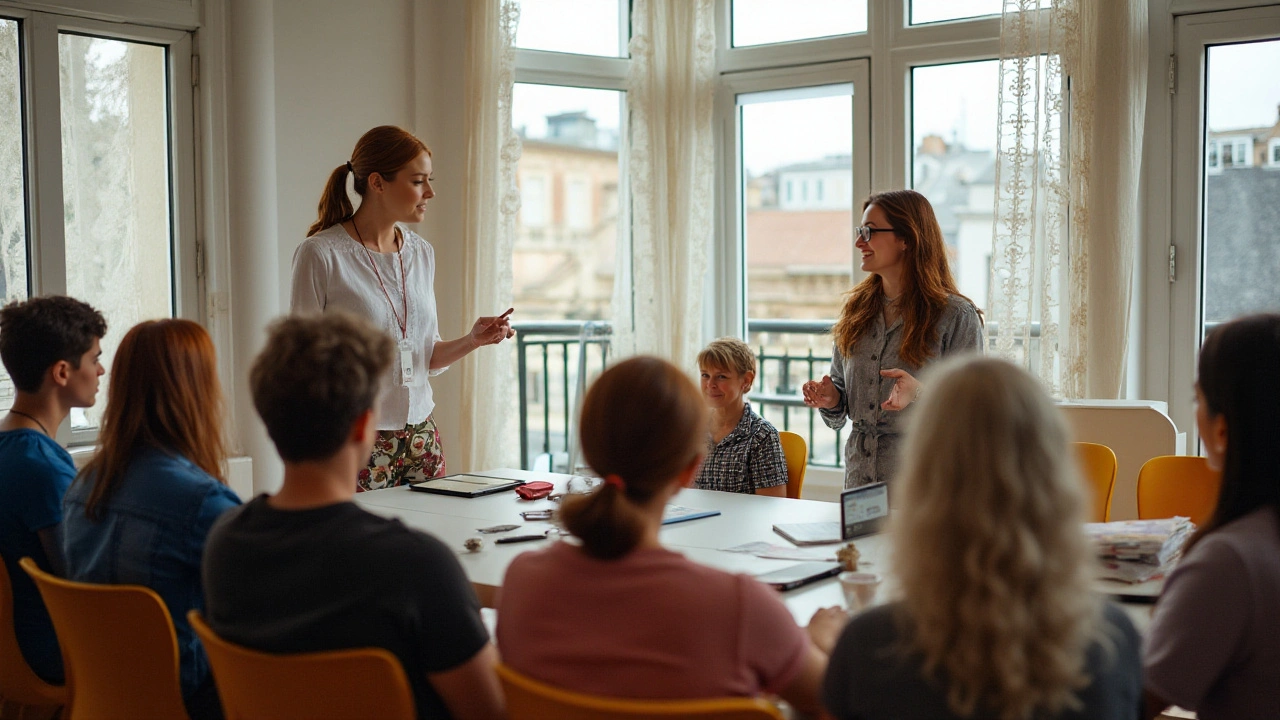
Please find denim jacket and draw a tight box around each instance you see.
[62,447,241,699]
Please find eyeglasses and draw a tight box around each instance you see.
[854,226,896,243]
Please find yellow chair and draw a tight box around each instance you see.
[497,663,785,720]
[777,431,807,500]
[0,556,66,713]
[1073,442,1118,522]
[18,557,188,720]
[189,610,415,720]
[1137,455,1223,528]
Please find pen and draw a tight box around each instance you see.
[494,534,549,544]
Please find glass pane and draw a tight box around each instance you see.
[1202,39,1280,335]
[59,34,173,430]
[512,83,621,322]
[732,0,866,47]
[911,60,999,313]
[515,0,624,57]
[0,18,29,414]
[910,0,1003,25]
[740,84,854,468]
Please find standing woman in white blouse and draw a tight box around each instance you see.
[291,125,514,491]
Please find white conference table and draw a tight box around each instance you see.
[353,469,1159,629]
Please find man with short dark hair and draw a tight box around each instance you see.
[203,312,504,720]
[0,295,106,683]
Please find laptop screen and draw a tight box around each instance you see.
[841,482,889,539]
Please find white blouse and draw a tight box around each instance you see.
[290,223,447,430]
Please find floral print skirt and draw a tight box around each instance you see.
[358,415,447,492]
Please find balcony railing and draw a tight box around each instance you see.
[512,318,1044,471]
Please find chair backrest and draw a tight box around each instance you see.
[188,610,416,720]
[1137,455,1223,527]
[0,555,66,709]
[1073,442,1118,522]
[497,663,785,720]
[18,557,187,720]
[777,431,807,500]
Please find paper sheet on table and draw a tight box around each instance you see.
[723,541,837,561]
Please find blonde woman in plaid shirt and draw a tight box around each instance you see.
[693,338,788,496]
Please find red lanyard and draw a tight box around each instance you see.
[352,222,408,340]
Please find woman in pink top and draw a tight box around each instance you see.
[1144,314,1280,720]
[497,356,844,715]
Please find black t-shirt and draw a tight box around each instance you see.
[822,602,1142,720]
[202,496,489,719]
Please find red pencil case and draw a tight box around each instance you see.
[515,481,554,500]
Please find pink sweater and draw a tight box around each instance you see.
[496,542,809,700]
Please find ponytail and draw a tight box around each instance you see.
[308,126,431,237]
[567,356,706,560]
[560,484,650,560]
[307,164,354,237]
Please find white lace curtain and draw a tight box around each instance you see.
[610,0,716,366]
[455,0,522,471]
[990,0,1147,398]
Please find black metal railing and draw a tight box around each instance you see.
[514,321,611,470]
[512,318,1048,471]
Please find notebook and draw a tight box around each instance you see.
[409,474,525,498]
[661,505,721,525]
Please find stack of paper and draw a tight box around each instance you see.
[1084,517,1195,583]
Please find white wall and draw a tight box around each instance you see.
[210,0,471,490]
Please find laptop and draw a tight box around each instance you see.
[772,481,889,545]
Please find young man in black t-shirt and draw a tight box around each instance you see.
[202,312,504,720]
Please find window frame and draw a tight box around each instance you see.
[0,4,198,446]
[1162,4,1280,446]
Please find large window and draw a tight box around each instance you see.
[720,2,1000,471]
[0,10,195,441]
[512,0,628,470]
[1167,6,1280,444]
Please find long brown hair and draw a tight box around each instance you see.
[1185,313,1280,552]
[79,319,227,520]
[560,357,705,560]
[307,125,432,237]
[832,190,980,366]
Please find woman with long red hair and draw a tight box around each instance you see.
[62,319,241,720]
[802,190,982,489]
[292,125,514,491]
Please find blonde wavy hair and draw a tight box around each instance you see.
[890,356,1104,720]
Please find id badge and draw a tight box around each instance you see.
[399,339,414,387]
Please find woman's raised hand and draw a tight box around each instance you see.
[879,368,920,411]
[470,308,515,347]
[801,375,840,410]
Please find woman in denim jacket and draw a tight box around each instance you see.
[63,319,241,720]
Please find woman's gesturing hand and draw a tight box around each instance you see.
[801,375,841,410]
[470,308,515,347]
[879,368,920,411]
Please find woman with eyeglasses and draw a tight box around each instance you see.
[801,190,982,489]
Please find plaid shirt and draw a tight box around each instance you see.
[693,402,788,494]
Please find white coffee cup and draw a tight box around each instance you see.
[838,571,881,612]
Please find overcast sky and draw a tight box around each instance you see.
[512,2,1280,173]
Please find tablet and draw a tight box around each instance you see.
[409,474,525,498]
[755,561,843,591]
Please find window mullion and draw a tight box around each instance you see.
[26,10,66,296]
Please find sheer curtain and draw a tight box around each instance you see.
[990,0,1147,398]
[611,0,716,365]
[455,0,522,471]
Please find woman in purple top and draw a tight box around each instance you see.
[1144,314,1280,720]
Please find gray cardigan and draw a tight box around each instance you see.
[819,294,983,489]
